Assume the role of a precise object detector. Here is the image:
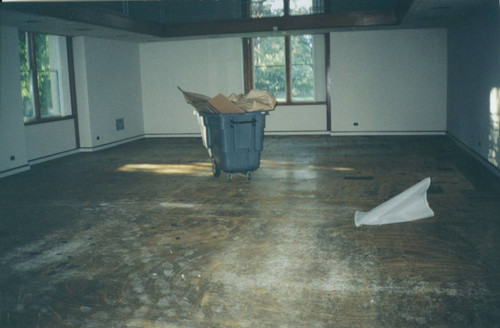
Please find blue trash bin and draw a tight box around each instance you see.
[200,111,267,181]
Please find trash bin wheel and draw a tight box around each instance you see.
[212,159,220,177]
[227,173,232,182]
[247,171,252,181]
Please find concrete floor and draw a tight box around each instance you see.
[0,135,499,327]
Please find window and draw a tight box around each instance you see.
[250,0,284,18]
[249,0,321,17]
[18,31,72,123]
[289,0,313,15]
[244,34,326,104]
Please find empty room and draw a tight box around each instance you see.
[1,0,499,326]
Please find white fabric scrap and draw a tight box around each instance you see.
[355,177,435,227]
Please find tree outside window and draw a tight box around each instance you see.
[250,0,317,17]
[253,36,286,101]
[250,0,284,18]
[290,0,314,15]
[290,34,314,101]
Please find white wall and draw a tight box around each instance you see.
[266,104,327,132]
[330,29,447,134]
[24,120,77,161]
[0,26,29,177]
[139,37,328,134]
[140,38,245,135]
[140,30,447,136]
[447,4,500,170]
[74,37,144,150]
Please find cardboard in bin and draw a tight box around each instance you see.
[179,87,276,114]
[228,90,277,112]
[209,94,245,113]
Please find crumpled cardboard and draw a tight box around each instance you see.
[179,87,276,114]
[228,89,277,112]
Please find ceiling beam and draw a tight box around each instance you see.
[166,10,398,38]
[3,3,400,40]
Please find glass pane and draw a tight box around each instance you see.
[35,33,51,72]
[291,35,313,65]
[18,31,29,70]
[291,35,314,101]
[290,0,313,15]
[253,37,285,66]
[254,66,286,101]
[253,37,286,101]
[18,31,35,122]
[21,71,35,122]
[38,70,61,118]
[250,0,284,18]
[291,65,314,101]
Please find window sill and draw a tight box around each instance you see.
[276,101,326,106]
[24,115,75,126]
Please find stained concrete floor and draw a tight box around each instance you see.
[1,135,500,327]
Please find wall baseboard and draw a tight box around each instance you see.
[330,131,446,136]
[29,149,80,165]
[0,164,30,179]
[447,132,500,178]
[266,131,330,136]
[79,135,144,152]
[145,133,201,138]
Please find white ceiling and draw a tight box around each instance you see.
[0,0,497,42]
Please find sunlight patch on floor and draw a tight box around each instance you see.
[117,163,211,176]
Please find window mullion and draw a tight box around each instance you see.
[28,32,41,120]
[285,35,291,104]
[242,0,251,19]
[243,38,253,93]
[284,0,290,16]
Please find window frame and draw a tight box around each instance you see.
[243,33,328,106]
[19,31,75,125]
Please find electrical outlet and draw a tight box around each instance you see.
[10,155,15,161]
[353,122,359,126]
[116,118,124,131]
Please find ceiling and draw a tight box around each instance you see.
[0,0,497,42]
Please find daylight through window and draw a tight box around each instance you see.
[18,31,71,123]
[246,34,326,104]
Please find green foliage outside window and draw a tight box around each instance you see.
[252,34,315,102]
[251,0,314,17]
[250,0,284,18]
[253,37,286,100]
[291,35,314,101]
[18,31,60,122]
[18,31,34,120]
